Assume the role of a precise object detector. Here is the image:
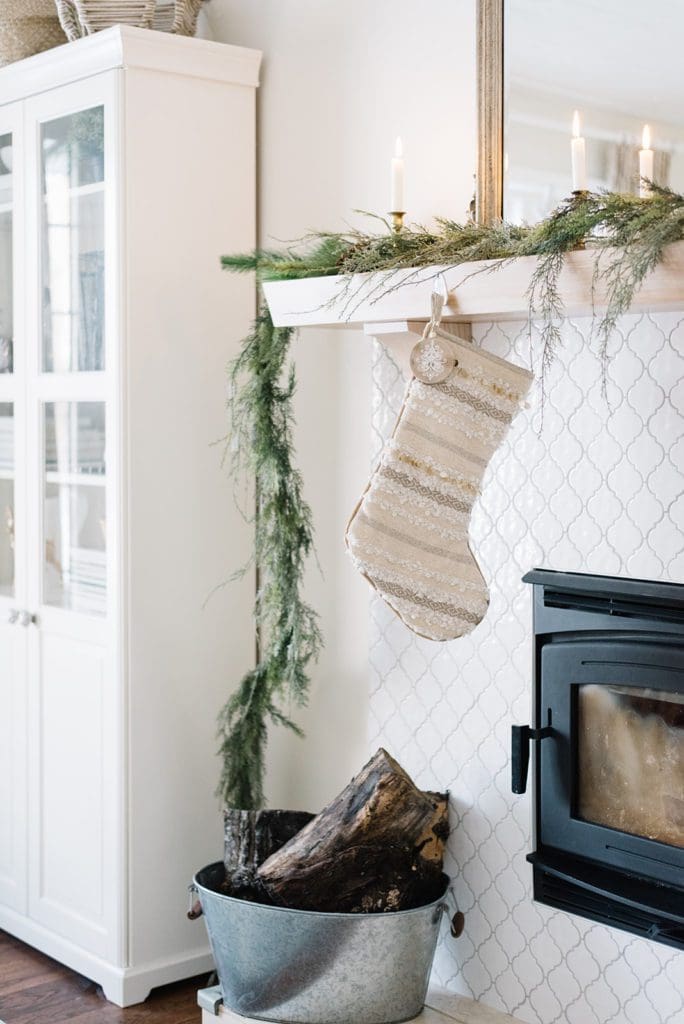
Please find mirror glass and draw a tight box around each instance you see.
[503,0,684,223]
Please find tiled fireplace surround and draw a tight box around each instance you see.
[368,314,684,1024]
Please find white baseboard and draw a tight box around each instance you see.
[0,906,214,1007]
[116,949,215,1005]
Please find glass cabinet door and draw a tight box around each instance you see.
[0,129,16,602]
[42,401,106,616]
[0,131,13,375]
[0,113,26,917]
[0,403,15,598]
[30,95,111,622]
[41,107,105,374]
[25,81,117,958]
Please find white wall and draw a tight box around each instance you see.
[199,0,477,811]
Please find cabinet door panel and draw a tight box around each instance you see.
[42,400,107,616]
[0,129,14,376]
[0,620,27,912]
[29,630,109,953]
[0,401,24,916]
[0,402,16,597]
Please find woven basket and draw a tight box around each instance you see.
[172,0,204,36]
[0,0,66,67]
[57,1,155,38]
[57,0,204,39]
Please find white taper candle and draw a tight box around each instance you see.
[639,124,654,198]
[391,136,404,211]
[571,110,587,192]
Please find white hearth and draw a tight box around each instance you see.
[199,986,523,1024]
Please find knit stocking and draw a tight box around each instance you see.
[346,333,533,641]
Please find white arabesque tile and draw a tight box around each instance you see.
[369,313,684,1024]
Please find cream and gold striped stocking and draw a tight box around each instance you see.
[346,334,533,641]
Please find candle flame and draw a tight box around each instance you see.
[394,136,403,159]
[642,124,651,150]
[572,110,581,139]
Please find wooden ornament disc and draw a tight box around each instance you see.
[410,334,456,384]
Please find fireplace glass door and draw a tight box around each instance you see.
[577,683,684,849]
[539,639,684,887]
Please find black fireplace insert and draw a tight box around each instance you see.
[514,569,684,950]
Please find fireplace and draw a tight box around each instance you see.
[514,569,684,950]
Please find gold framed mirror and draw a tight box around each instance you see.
[476,0,503,225]
[479,1,684,226]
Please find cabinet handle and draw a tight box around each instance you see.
[8,608,19,625]
[18,611,37,628]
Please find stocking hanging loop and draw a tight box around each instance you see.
[435,271,450,308]
[429,290,445,335]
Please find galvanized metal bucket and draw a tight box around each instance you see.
[193,861,450,1024]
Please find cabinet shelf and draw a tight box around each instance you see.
[45,470,105,486]
[43,180,104,200]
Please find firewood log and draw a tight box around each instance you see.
[223,808,314,898]
[256,749,449,912]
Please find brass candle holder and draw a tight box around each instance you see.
[389,211,406,234]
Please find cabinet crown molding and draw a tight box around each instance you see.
[0,25,262,106]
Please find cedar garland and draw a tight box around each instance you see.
[219,186,684,808]
[216,308,321,809]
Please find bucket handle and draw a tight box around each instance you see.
[444,886,464,939]
[188,882,203,920]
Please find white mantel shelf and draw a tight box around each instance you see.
[263,240,684,329]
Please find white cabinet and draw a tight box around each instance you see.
[0,27,260,1005]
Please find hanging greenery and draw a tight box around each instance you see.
[219,185,684,808]
[216,309,321,809]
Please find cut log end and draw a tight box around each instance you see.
[223,808,314,895]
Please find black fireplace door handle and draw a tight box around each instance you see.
[511,723,552,794]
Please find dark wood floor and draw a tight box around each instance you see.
[0,930,211,1024]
